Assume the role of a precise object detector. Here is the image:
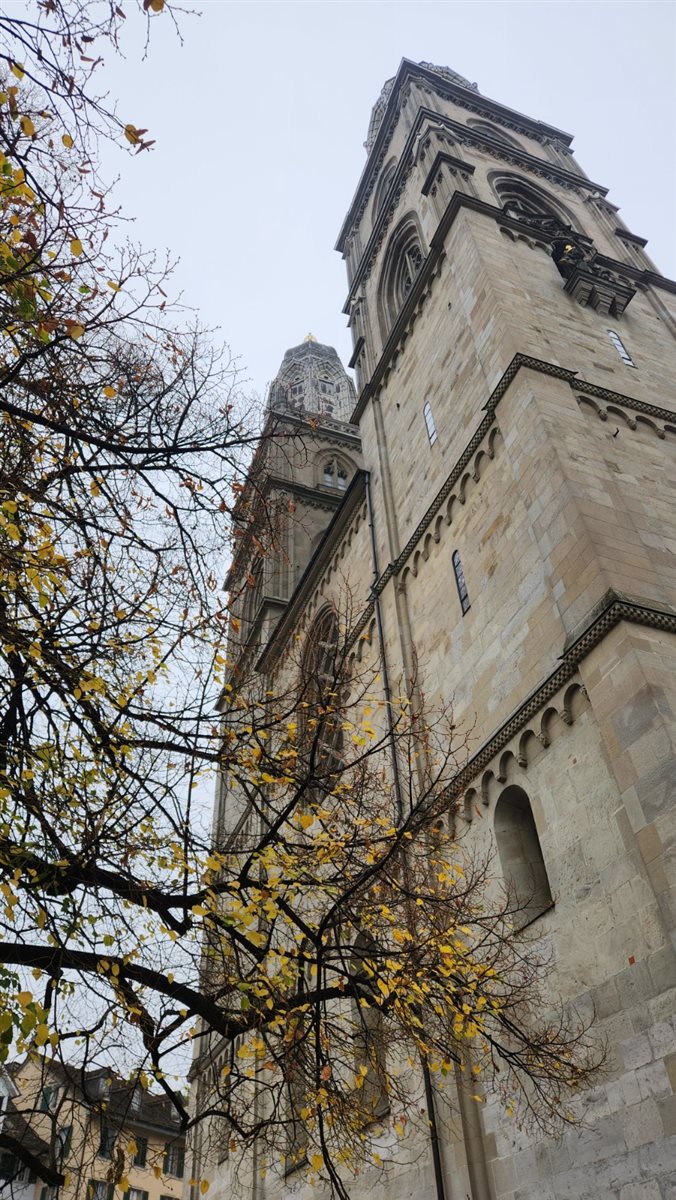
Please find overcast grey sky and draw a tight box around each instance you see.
[102,0,676,405]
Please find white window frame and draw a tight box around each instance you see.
[607,329,636,367]
[423,402,437,446]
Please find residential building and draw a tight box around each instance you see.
[0,1060,185,1200]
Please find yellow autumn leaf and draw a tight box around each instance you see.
[62,134,74,149]
[90,481,101,497]
[67,324,85,340]
[35,1024,50,1046]
[103,386,116,398]
[70,238,83,257]
[199,1183,209,1196]
[10,63,24,80]
[310,1154,323,1172]
[149,0,165,10]
[124,124,141,145]
[17,991,32,1007]
[20,116,35,137]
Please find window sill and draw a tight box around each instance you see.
[514,900,555,934]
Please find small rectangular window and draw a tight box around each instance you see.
[133,1137,148,1168]
[423,402,437,446]
[607,329,636,367]
[163,1144,185,1179]
[98,1121,115,1159]
[452,550,470,615]
[88,1181,114,1200]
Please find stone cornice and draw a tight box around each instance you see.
[442,592,676,800]
[350,194,676,422]
[336,59,573,251]
[348,352,676,647]
[341,106,603,303]
[225,421,362,587]
[421,151,475,196]
[615,228,648,249]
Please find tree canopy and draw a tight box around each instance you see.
[0,8,603,1200]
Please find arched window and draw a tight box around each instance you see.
[467,119,523,151]
[492,175,571,225]
[494,785,553,928]
[301,607,344,780]
[608,329,636,367]
[350,933,389,1122]
[372,159,397,223]
[423,402,437,446]
[322,458,349,490]
[452,550,470,615]
[379,219,426,334]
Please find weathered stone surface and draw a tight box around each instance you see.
[195,59,676,1200]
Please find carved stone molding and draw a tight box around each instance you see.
[445,593,676,808]
[562,261,636,316]
[350,352,676,649]
[460,678,590,822]
[577,395,676,440]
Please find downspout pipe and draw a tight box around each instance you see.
[364,470,405,827]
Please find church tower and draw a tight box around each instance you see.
[225,336,360,667]
[334,59,676,1199]
[196,60,676,1200]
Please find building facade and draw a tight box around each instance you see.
[1,1059,185,1200]
[200,60,676,1200]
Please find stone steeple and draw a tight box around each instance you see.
[266,337,356,425]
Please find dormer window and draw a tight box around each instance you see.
[290,380,304,402]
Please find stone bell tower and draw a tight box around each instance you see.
[225,335,360,667]
[334,58,676,1200]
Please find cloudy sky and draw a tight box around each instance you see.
[102,0,676,407]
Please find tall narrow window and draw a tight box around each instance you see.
[452,550,470,615]
[423,402,437,446]
[350,935,389,1123]
[494,785,553,929]
[163,1144,185,1179]
[133,1137,148,1168]
[380,221,426,332]
[301,607,344,781]
[607,329,636,367]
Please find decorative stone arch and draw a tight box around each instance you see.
[494,784,553,929]
[315,448,355,491]
[466,118,523,151]
[377,212,427,339]
[489,171,578,228]
[372,157,397,224]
